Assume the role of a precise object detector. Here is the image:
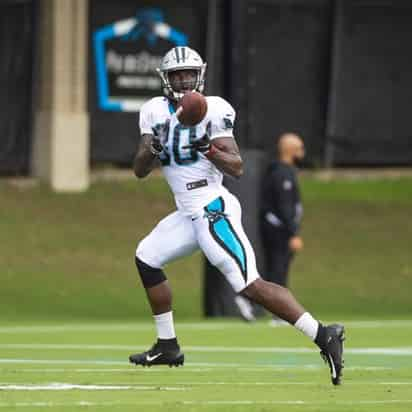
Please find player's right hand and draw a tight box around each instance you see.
[150,120,170,155]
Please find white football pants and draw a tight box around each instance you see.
[136,190,260,292]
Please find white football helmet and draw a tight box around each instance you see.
[157,47,207,100]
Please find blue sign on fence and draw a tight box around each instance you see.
[93,8,188,112]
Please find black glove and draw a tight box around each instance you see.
[182,133,211,153]
[149,136,164,155]
[150,120,170,156]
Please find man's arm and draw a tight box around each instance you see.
[133,134,160,179]
[271,170,303,252]
[206,137,243,178]
[271,171,299,236]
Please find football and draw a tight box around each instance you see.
[176,91,208,127]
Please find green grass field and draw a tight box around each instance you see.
[1,176,412,320]
[1,175,412,410]
[1,319,412,411]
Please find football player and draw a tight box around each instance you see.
[129,46,345,385]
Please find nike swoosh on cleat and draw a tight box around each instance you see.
[146,353,162,362]
[328,353,337,379]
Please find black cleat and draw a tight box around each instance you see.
[129,339,184,367]
[319,324,345,385]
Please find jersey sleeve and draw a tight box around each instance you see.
[208,97,236,140]
[139,101,155,135]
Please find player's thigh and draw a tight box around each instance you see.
[136,211,198,268]
[193,193,260,293]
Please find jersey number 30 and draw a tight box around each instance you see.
[159,124,199,166]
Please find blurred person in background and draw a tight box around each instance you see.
[259,133,305,326]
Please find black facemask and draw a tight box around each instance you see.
[169,71,198,93]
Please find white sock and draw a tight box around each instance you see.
[153,311,176,340]
[294,312,319,341]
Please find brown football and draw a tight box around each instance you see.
[176,91,208,127]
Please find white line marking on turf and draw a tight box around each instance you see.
[0,359,332,370]
[0,359,406,370]
[2,343,412,355]
[0,319,411,333]
[0,383,187,391]
[126,381,412,386]
[0,359,302,368]
[0,359,126,365]
[3,368,214,373]
[3,381,411,387]
[0,400,412,408]
[183,400,412,405]
[1,365,393,374]
[0,323,232,333]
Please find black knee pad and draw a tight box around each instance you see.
[135,257,167,288]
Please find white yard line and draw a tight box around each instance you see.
[0,359,305,368]
[0,366,393,373]
[0,359,126,366]
[0,319,411,333]
[184,400,412,405]
[2,343,412,355]
[0,383,187,391]
[3,368,214,373]
[0,358,408,372]
[0,323,229,333]
[2,381,410,387]
[0,399,411,408]
[0,359,323,368]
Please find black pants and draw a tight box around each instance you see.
[260,224,294,287]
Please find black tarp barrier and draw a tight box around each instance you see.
[230,0,331,165]
[203,150,269,318]
[325,0,412,166]
[88,0,208,164]
[0,0,34,174]
[205,0,332,316]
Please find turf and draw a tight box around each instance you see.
[1,319,412,411]
[1,176,411,320]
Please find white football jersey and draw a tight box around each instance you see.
[139,95,236,216]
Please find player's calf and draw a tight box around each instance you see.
[242,278,345,385]
[242,278,304,323]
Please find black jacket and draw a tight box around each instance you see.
[259,161,302,237]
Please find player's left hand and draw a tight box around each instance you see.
[182,134,211,153]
